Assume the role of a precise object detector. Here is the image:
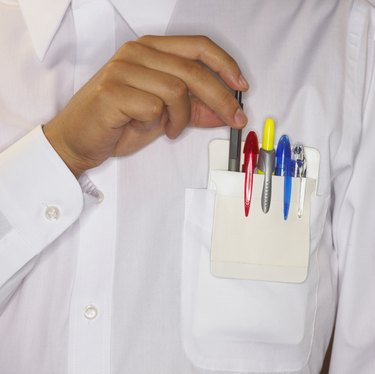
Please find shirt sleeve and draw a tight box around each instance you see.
[330,1,375,372]
[0,125,83,309]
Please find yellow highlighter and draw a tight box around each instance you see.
[257,118,275,213]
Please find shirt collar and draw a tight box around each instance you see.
[18,0,71,61]
[111,0,177,38]
[18,0,177,61]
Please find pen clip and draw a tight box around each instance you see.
[242,131,259,217]
[293,144,307,218]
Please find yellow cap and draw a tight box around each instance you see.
[262,118,275,151]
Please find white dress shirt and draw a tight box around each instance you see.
[0,0,374,373]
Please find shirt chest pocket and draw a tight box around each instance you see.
[180,141,330,373]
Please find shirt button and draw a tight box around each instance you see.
[84,305,98,320]
[97,190,104,203]
[45,206,60,221]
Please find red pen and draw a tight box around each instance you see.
[242,131,259,217]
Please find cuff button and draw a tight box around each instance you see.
[45,206,60,221]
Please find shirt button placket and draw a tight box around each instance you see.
[68,1,117,374]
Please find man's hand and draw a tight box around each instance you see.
[43,35,249,178]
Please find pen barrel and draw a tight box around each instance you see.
[298,177,307,218]
[235,90,242,103]
[262,174,272,213]
[284,174,292,220]
[228,128,242,172]
[258,149,275,213]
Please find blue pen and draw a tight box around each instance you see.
[275,135,292,220]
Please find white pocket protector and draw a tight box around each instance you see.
[208,139,320,283]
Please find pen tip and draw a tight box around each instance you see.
[284,205,290,220]
[245,204,250,217]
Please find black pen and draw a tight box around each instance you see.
[228,91,243,172]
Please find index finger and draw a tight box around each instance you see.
[136,35,249,92]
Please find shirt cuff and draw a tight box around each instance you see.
[0,125,83,286]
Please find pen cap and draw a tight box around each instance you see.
[275,135,291,176]
[243,131,259,155]
[262,118,275,151]
[242,130,259,172]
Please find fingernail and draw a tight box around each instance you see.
[234,107,248,127]
[238,74,249,90]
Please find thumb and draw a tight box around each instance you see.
[190,97,226,128]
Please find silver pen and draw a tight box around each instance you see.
[228,91,243,172]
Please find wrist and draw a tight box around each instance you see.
[42,123,86,179]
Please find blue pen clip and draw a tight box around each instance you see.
[275,135,292,220]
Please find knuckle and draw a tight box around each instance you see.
[169,78,188,101]
[101,58,129,84]
[100,61,117,81]
[183,61,205,81]
[195,35,214,56]
[119,40,141,56]
[136,35,153,44]
[195,35,212,48]
[148,98,164,120]
[95,66,118,99]
[226,56,238,71]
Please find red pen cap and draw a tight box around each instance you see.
[242,131,259,171]
[243,131,259,216]
[244,132,259,154]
